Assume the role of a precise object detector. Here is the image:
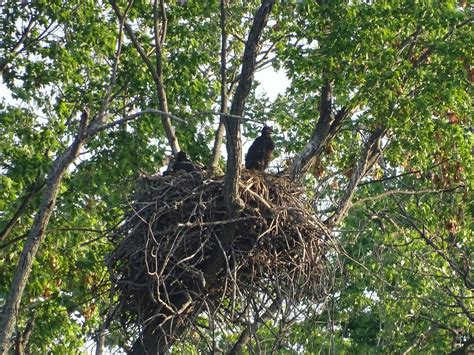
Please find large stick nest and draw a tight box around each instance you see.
[108,170,333,345]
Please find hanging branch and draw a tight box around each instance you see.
[108,0,180,155]
[208,0,228,173]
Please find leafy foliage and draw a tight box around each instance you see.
[0,0,472,353]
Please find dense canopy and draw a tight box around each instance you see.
[0,0,472,353]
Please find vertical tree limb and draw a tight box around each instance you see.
[108,0,180,155]
[222,0,276,243]
[208,0,228,173]
[128,2,276,353]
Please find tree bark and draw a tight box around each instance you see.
[0,110,90,355]
[222,0,275,232]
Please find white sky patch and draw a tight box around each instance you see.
[255,68,290,101]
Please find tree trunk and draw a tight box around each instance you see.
[128,1,276,352]
[0,110,90,355]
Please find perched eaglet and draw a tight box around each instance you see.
[245,126,275,171]
[172,151,202,172]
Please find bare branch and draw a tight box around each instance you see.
[95,0,131,125]
[229,297,282,354]
[86,109,186,137]
[352,186,464,207]
[358,158,451,186]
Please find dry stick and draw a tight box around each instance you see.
[208,0,228,173]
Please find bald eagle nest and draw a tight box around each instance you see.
[108,170,334,346]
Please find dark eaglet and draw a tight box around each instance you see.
[172,151,202,172]
[245,126,275,171]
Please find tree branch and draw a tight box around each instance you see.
[94,0,130,127]
[0,101,167,353]
[86,109,185,137]
[128,2,276,353]
[352,186,463,207]
[0,180,45,242]
[14,310,36,355]
[326,127,386,227]
[229,297,282,354]
[290,79,358,180]
[222,0,276,245]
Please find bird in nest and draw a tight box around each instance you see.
[173,151,203,172]
[163,151,202,175]
[245,126,275,171]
